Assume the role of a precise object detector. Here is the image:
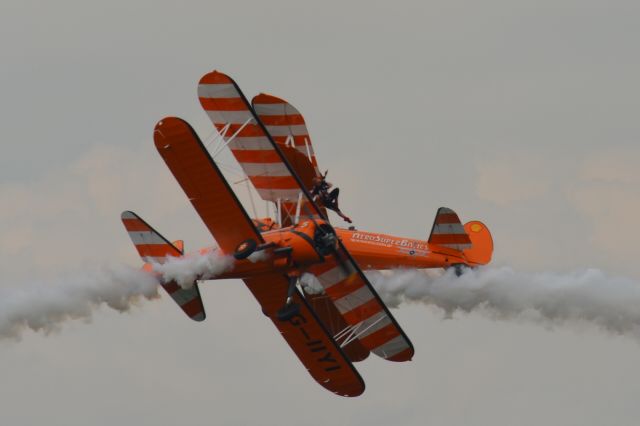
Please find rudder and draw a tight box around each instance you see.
[462,221,493,265]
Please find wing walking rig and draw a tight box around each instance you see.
[122,71,494,397]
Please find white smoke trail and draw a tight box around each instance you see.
[367,267,640,339]
[150,250,233,289]
[0,250,234,340]
[0,265,160,340]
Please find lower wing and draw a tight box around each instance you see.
[153,116,364,396]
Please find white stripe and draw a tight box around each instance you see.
[431,223,467,235]
[121,211,138,220]
[356,312,391,340]
[254,102,303,117]
[198,83,239,99]
[316,265,351,288]
[333,285,375,314]
[441,243,473,250]
[256,188,303,202]
[264,124,308,137]
[206,110,255,127]
[142,255,167,264]
[372,335,408,359]
[210,110,254,125]
[128,231,166,245]
[228,137,272,151]
[253,102,286,116]
[241,162,291,177]
[167,286,199,306]
[191,312,205,321]
[206,111,229,129]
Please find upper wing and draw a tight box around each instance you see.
[252,93,325,226]
[153,116,364,396]
[252,93,320,175]
[198,71,414,362]
[154,116,260,249]
[197,72,322,226]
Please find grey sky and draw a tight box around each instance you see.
[1,1,640,425]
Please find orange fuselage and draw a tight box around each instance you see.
[201,220,469,281]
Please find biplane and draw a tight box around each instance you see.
[121,71,493,397]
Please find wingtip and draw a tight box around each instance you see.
[199,70,233,85]
[191,312,206,322]
[121,210,137,220]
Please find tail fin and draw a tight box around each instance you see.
[121,211,206,322]
[428,207,472,251]
[462,221,493,265]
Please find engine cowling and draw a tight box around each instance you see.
[285,219,338,266]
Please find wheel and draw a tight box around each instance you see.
[276,303,301,321]
[452,263,469,277]
[233,239,258,260]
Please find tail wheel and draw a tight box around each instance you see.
[234,238,258,260]
[452,263,470,277]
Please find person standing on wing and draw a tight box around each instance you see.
[310,171,353,223]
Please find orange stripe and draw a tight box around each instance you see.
[214,123,228,133]
[311,263,336,276]
[136,244,175,257]
[199,97,247,111]
[250,176,299,190]
[232,149,281,163]
[253,94,284,104]
[162,281,180,294]
[358,323,400,350]
[324,275,365,300]
[181,297,204,317]
[387,348,413,362]
[430,234,471,244]
[342,298,382,325]
[122,219,149,232]
[199,72,232,84]
[435,213,461,224]
[259,114,306,126]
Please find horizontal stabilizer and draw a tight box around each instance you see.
[121,211,206,322]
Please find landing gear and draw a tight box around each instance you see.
[276,303,301,321]
[276,275,301,321]
[452,263,469,277]
[233,238,257,260]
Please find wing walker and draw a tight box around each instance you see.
[122,71,493,396]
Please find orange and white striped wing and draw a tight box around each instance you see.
[252,93,320,174]
[197,71,318,212]
[428,207,472,251]
[252,93,324,225]
[308,258,414,362]
[121,211,206,322]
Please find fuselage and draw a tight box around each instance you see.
[199,219,469,281]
